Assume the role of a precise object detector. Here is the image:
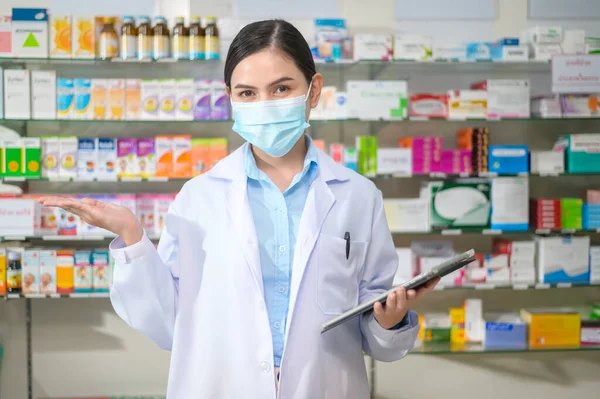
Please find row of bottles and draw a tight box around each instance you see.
[99,16,220,61]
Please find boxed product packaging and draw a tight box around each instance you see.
[560,198,583,230]
[464,299,484,343]
[23,137,41,179]
[156,135,173,177]
[92,250,110,292]
[39,250,56,294]
[41,136,60,179]
[586,37,600,54]
[117,138,138,178]
[50,15,71,58]
[91,79,108,120]
[137,138,156,178]
[56,249,74,294]
[590,246,600,283]
[484,80,530,119]
[484,254,510,284]
[73,78,92,120]
[208,139,228,169]
[383,198,429,233]
[581,320,600,344]
[11,8,48,58]
[563,30,586,54]
[312,86,337,120]
[400,137,443,175]
[108,79,125,120]
[77,138,97,180]
[353,34,392,61]
[521,308,580,348]
[73,250,92,293]
[96,137,117,180]
[211,80,230,120]
[521,26,563,44]
[347,81,408,120]
[488,145,529,174]
[376,148,411,176]
[502,45,529,61]
[560,94,598,118]
[530,198,561,230]
[584,204,600,230]
[58,136,78,179]
[22,249,40,294]
[56,78,74,119]
[191,138,210,175]
[586,189,600,204]
[355,136,377,176]
[176,79,194,120]
[418,313,451,343]
[172,135,192,178]
[448,90,487,119]
[450,307,466,345]
[125,79,141,120]
[314,19,348,60]
[3,69,31,119]
[432,43,467,61]
[465,42,503,60]
[429,180,491,229]
[0,16,11,58]
[484,313,527,349]
[140,79,159,120]
[343,148,357,172]
[409,94,448,119]
[564,134,600,173]
[530,151,564,175]
[536,236,590,283]
[158,79,176,120]
[493,238,536,284]
[531,44,562,61]
[0,249,6,296]
[31,71,57,119]
[72,16,95,58]
[329,143,344,164]
[1,138,23,178]
[491,177,529,231]
[457,128,489,174]
[193,79,212,120]
[531,95,562,118]
[393,35,432,61]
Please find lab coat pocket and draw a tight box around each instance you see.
[316,234,367,316]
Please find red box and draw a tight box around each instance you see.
[409,94,449,118]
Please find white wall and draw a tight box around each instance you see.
[2,1,600,398]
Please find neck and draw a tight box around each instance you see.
[252,136,308,180]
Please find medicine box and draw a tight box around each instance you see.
[1,138,23,177]
[383,198,429,233]
[50,15,71,58]
[536,236,590,283]
[520,308,580,348]
[465,42,502,60]
[156,136,173,177]
[193,79,212,120]
[530,151,564,175]
[57,78,74,119]
[172,135,192,178]
[175,79,194,120]
[560,198,583,230]
[108,79,125,120]
[73,78,92,120]
[491,177,529,232]
[23,137,41,179]
[77,138,97,180]
[376,148,411,177]
[59,136,78,179]
[39,250,57,294]
[92,250,110,292]
[354,34,392,61]
[484,313,527,349]
[56,250,74,294]
[447,90,487,120]
[409,94,448,119]
[22,249,40,294]
[211,80,230,120]
[347,81,408,120]
[432,44,466,61]
[141,79,159,120]
[355,136,377,176]
[0,16,11,58]
[488,145,529,174]
[521,26,563,44]
[96,138,117,180]
[393,35,432,61]
[117,138,138,178]
[11,8,49,58]
[125,79,141,120]
[41,136,60,179]
[4,69,31,119]
[464,299,484,343]
[486,80,530,119]
[418,313,451,343]
[137,138,156,178]
[73,250,92,293]
[91,79,108,120]
[31,71,57,120]
[72,16,95,58]
[429,180,491,229]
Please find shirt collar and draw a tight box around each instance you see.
[244,135,319,182]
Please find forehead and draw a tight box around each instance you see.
[230,48,304,85]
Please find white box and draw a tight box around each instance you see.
[22,249,40,294]
[347,80,408,120]
[465,299,484,343]
[96,138,116,181]
[41,136,60,179]
[521,26,563,44]
[3,69,31,119]
[563,30,586,54]
[353,34,392,61]
[536,236,590,283]
[485,254,510,285]
[39,249,57,294]
[502,45,529,61]
[59,136,78,179]
[530,151,564,174]
[486,80,530,119]
[393,34,432,61]
[531,95,562,118]
[511,267,536,285]
[508,241,536,259]
[140,79,159,120]
[313,86,337,120]
[31,71,56,120]
[432,44,466,61]
[376,148,412,176]
[383,198,429,233]
[11,8,49,58]
[491,177,529,231]
[334,92,348,120]
[77,138,97,180]
[175,79,194,120]
[531,43,562,61]
[447,90,487,119]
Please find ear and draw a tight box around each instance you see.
[309,73,323,109]
[225,86,231,97]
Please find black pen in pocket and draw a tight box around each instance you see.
[344,232,350,259]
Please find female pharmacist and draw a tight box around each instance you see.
[40,20,438,398]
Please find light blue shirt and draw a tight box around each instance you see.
[245,136,319,368]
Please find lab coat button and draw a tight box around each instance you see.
[278,286,285,293]
[279,245,286,252]
[274,322,281,329]
[260,361,271,373]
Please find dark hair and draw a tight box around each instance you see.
[224,20,316,87]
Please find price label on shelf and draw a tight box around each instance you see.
[535,283,551,289]
[512,284,529,290]
[475,284,496,290]
[441,229,462,235]
[556,283,572,288]
[482,229,502,235]
[552,55,600,93]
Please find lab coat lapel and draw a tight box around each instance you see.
[225,172,264,296]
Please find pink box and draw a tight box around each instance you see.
[136,194,175,238]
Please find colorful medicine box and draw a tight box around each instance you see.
[108,79,125,120]
[92,250,110,292]
[73,251,92,293]
[11,8,49,58]
[488,145,529,174]
[564,134,600,173]
[117,138,138,178]
[57,78,74,119]
[50,15,71,58]
[23,137,41,178]
[96,138,117,180]
[520,308,581,348]
[72,16,95,58]
[484,314,527,349]
[73,78,92,120]
[77,138,97,180]
[39,250,57,294]
[137,138,156,178]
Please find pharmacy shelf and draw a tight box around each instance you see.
[0,56,220,65]
[410,343,600,355]
[391,228,600,236]
[3,292,110,300]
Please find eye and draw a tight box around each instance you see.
[274,85,289,94]
[239,90,254,97]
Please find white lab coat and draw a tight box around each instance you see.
[109,145,419,399]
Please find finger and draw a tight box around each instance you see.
[395,287,407,308]
[386,292,396,311]
[406,289,417,301]
[425,276,441,290]
[373,301,384,317]
[80,197,99,206]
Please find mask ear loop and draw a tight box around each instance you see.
[305,80,313,104]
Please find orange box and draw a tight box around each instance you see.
[399,137,412,148]
[56,250,74,294]
[125,79,141,120]
[457,128,474,150]
[208,139,228,170]
[313,139,326,151]
[108,79,125,120]
[172,135,192,178]
[520,308,581,348]
[191,138,210,176]
[156,136,173,177]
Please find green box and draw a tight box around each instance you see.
[422,327,451,343]
[23,138,41,178]
[1,138,23,177]
[560,198,583,230]
[430,180,491,229]
[356,136,377,176]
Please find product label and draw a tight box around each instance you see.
[100,34,118,58]
[137,35,152,58]
[120,34,136,58]
[189,36,205,59]
[205,36,219,59]
[153,36,169,59]
[172,36,189,59]
[7,269,21,289]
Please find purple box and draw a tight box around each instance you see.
[136,138,156,177]
[194,79,212,120]
[211,80,231,120]
[117,138,138,177]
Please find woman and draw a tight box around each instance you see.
[41,20,438,398]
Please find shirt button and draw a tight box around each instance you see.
[260,361,271,373]
[278,286,286,293]
[274,322,281,329]
[279,209,285,215]
[279,245,286,252]
[248,239,254,245]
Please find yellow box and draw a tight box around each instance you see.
[72,16,95,59]
[449,307,466,345]
[450,307,465,324]
[50,15,72,58]
[520,308,581,348]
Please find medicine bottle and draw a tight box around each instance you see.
[172,16,189,60]
[188,16,205,60]
[7,251,22,294]
[137,16,153,60]
[120,16,137,59]
[99,17,118,59]
[153,16,170,60]
[204,16,219,60]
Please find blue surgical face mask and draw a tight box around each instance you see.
[231,82,312,157]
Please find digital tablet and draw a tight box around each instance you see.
[320,249,476,334]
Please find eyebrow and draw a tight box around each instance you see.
[234,76,295,89]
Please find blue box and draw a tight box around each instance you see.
[489,145,529,174]
[484,314,527,349]
[466,42,503,60]
[497,38,519,46]
[564,134,600,173]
